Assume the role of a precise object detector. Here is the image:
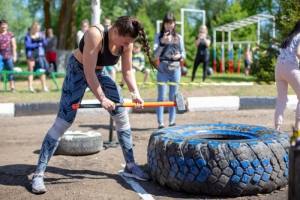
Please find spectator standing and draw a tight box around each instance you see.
[0,19,17,92]
[76,19,89,47]
[45,28,57,72]
[154,12,186,129]
[274,20,300,144]
[132,41,150,84]
[192,25,211,82]
[244,45,253,76]
[25,21,49,92]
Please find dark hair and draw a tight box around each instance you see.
[280,20,300,49]
[113,16,157,69]
[0,19,8,25]
[159,12,177,38]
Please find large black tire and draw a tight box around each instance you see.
[55,131,103,156]
[147,123,289,197]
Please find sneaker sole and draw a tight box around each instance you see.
[32,188,47,194]
[121,172,149,181]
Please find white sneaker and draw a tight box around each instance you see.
[32,174,47,194]
[122,163,150,181]
[29,87,36,93]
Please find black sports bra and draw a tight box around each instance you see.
[79,26,121,66]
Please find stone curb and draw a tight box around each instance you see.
[0,95,297,117]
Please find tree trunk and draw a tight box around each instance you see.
[91,0,101,25]
[43,0,51,29]
[57,0,77,50]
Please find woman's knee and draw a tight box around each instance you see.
[111,110,130,132]
[47,117,72,140]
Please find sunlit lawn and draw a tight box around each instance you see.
[0,70,295,103]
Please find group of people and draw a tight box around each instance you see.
[25,22,58,93]
[0,20,58,92]
[0,12,294,195]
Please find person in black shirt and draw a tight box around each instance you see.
[31,16,156,194]
[192,25,211,82]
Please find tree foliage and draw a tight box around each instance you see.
[0,0,32,47]
[3,0,300,82]
[277,0,300,39]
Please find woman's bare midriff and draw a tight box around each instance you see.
[73,48,103,70]
[73,49,83,64]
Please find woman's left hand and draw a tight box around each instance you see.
[131,91,144,108]
[172,52,181,60]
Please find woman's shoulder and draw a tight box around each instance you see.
[90,24,105,33]
[7,31,14,37]
[176,33,182,38]
[294,33,300,43]
[175,33,183,41]
[85,24,105,41]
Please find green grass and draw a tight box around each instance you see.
[0,71,295,103]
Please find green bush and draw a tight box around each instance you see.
[251,44,279,83]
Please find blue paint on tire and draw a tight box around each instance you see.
[147,123,289,196]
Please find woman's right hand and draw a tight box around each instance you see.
[100,96,115,111]
[161,31,172,44]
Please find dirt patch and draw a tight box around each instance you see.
[0,109,292,200]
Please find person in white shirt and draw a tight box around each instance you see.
[76,19,89,46]
[274,20,300,145]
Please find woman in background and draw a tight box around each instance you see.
[274,20,300,145]
[191,25,211,82]
[154,12,186,129]
[25,21,49,92]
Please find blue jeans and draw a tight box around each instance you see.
[156,61,181,125]
[57,55,134,163]
[1,58,14,81]
[35,56,49,71]
[57,55,125,122]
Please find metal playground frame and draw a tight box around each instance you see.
[156,8,206,39]
[213,14,275,73]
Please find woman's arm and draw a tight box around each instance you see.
[179,35,186,59]
[121,44,143,103]
[297,42,300,59]
[153,33,164,59]
[195,36,201,47]
[41,33,48,47]
[11,34,17,62]
[196,34,211,47]
[205,36,211,47]
[24,35,39,49]
[82,26,115,110]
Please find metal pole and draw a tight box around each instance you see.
[103,116,119,149]
[228,31,233,73]
[257,19,260,45]
[213,29,217,72]
[289,146,300,200]
[203,11,206,25]
[109,116,113,141]
[272,16,276,38]
[221,31,225,73]
[156,20,161,34]
[181,9,184,39]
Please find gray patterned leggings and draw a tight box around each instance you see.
[34,55,135,175]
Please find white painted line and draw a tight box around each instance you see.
[201,82,254,86]
[119,169,155,200]
[287,95,297,110]
[187,96,240,111]
[0,103,14,117]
